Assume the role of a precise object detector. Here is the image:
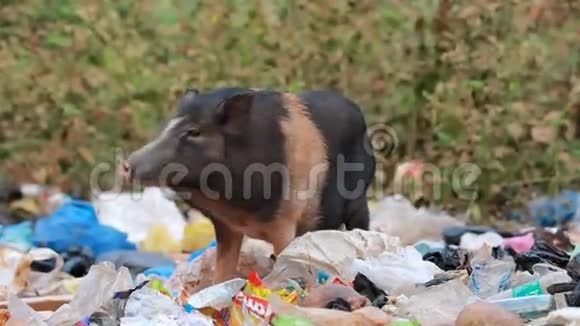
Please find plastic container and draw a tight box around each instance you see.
[488,270,571,300]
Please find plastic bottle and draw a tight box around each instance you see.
[489,294,553,317]
[488,271,571,300]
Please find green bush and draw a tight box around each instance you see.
[1,0,579,220]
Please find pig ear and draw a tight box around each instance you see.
[215,93,254,134]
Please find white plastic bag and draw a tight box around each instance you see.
[121,283,214,326]
[264,230,401,287]
[7,262,133,326]
[92,187,185,244]
[397,279,478,326]
[370,195,464,245]
[349,246,442,294]
[459,232,504,251]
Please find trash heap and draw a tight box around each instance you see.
[2,179,580,325]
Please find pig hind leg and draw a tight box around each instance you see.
[343,196,370,230]
[342,136,375,230]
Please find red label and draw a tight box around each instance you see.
[233,292,272,320]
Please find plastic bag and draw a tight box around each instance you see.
[140,224,181,253]
[92,187,185,245]
[546,307,580,324]
[502,232,535,253]
[117,280,214,326]
[349,246,442,294]
[167,238,274,296]
[0,247,31,301]
[369,195,464,245]
[97,250,176,279]
[397,278,477,326]
[7,262,133,326]
[181,216,215,252]
[459,232,504,251]
[352,273,388,308]
[32,200,136,257]
[467,245,515,299]
[422,246,469,271]
[21,248,71,298]
[301,282,369,311]
[455,302,525,326]
[264,230,400,288]
[0,221,33,251]
[511,239,570,273]
[269,293,391,326]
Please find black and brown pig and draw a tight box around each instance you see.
[121,87,376,282]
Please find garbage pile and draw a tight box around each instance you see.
[2,178,580,325]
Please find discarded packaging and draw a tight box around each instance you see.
[488,270,571,300]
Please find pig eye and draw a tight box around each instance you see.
[184,128,201,140]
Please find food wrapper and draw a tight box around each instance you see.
[202,271,298,326]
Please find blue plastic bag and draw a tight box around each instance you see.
[33,200,136,256]
[529,190,579,227]
[0,221,33,250]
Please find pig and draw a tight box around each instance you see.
[121,87,376,282]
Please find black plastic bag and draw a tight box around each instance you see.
[509,239,570,273]
[423,246,469,271]
[61,246,95,277]
[325,298,352,311]
[567,254,580,281]
[566,281,580,307]
[352,273,388,308]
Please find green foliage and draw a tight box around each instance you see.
[1,0,579,219]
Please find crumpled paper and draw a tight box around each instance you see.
[264,230,401,287]
[7,262,133,326]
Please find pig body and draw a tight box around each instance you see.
[125,87,375,282]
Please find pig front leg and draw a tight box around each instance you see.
[213,219,243,283]
[268,220,298,255]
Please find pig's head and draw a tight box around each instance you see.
[121,88,254,189]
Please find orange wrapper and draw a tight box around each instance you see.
[208,271,298,326]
